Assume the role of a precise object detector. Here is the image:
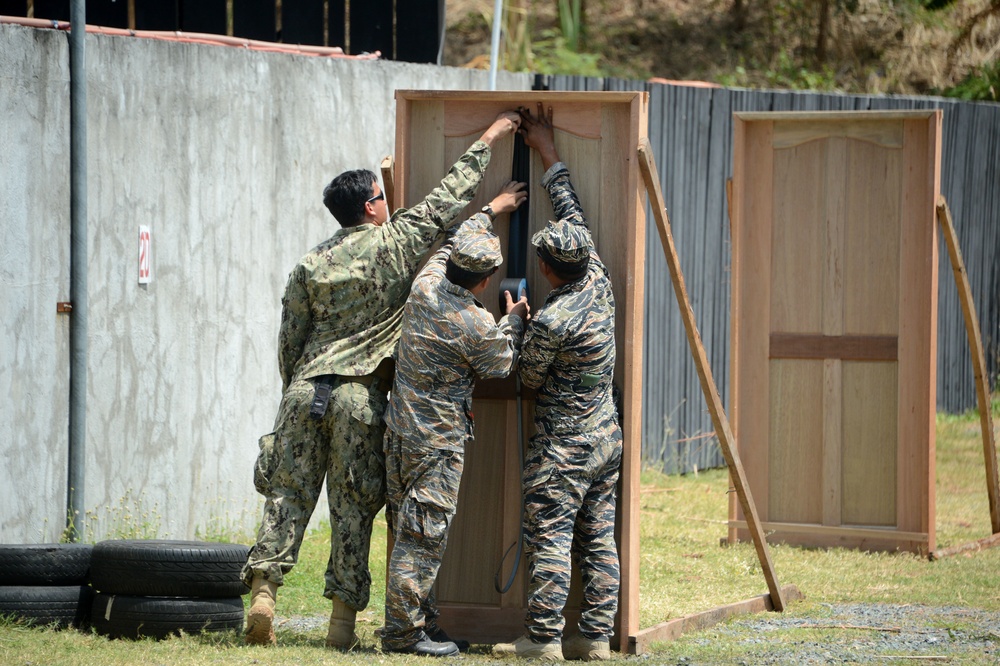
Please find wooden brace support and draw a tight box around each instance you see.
[935,197,1000,536]
[637,138,788,612]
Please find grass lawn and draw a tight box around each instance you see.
[2,404,998,664]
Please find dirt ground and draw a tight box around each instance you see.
[278,601,1000,662]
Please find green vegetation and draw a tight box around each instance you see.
[56,489,163,544]
[4,406,999,664]
[939,59,1000,101]
[445,0,1000,99]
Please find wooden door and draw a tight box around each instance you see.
[392,90,647,648]
[728,111,941,555]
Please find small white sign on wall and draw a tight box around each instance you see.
[138,225,152,284]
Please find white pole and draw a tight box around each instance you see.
[488,0,503,90]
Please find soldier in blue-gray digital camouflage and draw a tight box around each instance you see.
[493,104,622,662]
[242,110,524,650]
[381,182,531,657]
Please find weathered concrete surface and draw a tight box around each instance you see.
[0,22,529,542]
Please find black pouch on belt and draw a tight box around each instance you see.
[309,377,335,419]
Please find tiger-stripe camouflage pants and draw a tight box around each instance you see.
[522,435,623,642]
[241,375,387,611]
[381,429,464,650]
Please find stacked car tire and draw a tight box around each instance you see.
[88,540,249,639]
[0,540,249,639]
[0,543,94,628]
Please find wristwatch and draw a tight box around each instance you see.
[481,204,496,220]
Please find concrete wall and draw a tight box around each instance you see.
[0,22,530,543]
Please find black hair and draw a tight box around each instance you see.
[445,259,498,290]
[322,169,378,227]
[536,246,589,282]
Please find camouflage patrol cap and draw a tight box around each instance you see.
[451,228,504,273]
[531,219,592,265]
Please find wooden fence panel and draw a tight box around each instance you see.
[135,2,178,30]
[328,0,345,50]
[13,0,440,60]
[86,0,128,27]
[233,0,276,42]
[31,0,69,21]
[0,1,28,17]
[281,0,323,46]
[181,0,226,35]
[395,0,443,64]
[350,0,392,56]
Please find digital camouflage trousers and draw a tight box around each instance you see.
[242,375,387,611]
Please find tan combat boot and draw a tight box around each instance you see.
[562,634,611,661]
[245,576,278,646]
[325,596,360,650]
[492,634,564,660]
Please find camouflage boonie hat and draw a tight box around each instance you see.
[531,219,591,265]
[451,228,503,273]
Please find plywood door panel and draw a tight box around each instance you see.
[842,361,897,526]
[437,399,512,604]
[394,91,647,648]
[768,360,824,523]
[843,139,900,336]
[770,141,825,335]
[730,111,940,555]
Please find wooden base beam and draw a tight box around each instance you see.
[629,584,805,655]
[929,532,1000,561]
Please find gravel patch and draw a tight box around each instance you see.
[697,603,1000,664]
[273,614,329,634]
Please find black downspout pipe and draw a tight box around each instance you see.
[67,0,87,542]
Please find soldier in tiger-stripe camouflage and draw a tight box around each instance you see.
[380,187,530,657]
[241,111,523,651]
[493,104,622,662]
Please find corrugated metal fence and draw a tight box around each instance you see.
[545,75,1000,473]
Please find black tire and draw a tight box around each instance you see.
[0,544,93,585]
[0,584,93,628]
[90,593,244,639]
[89,540,249,598]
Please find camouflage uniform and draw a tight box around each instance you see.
[381,215,526,650]
[518,162,623,643]
[242,142,496,613]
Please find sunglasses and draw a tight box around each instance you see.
[367,191,385,204]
